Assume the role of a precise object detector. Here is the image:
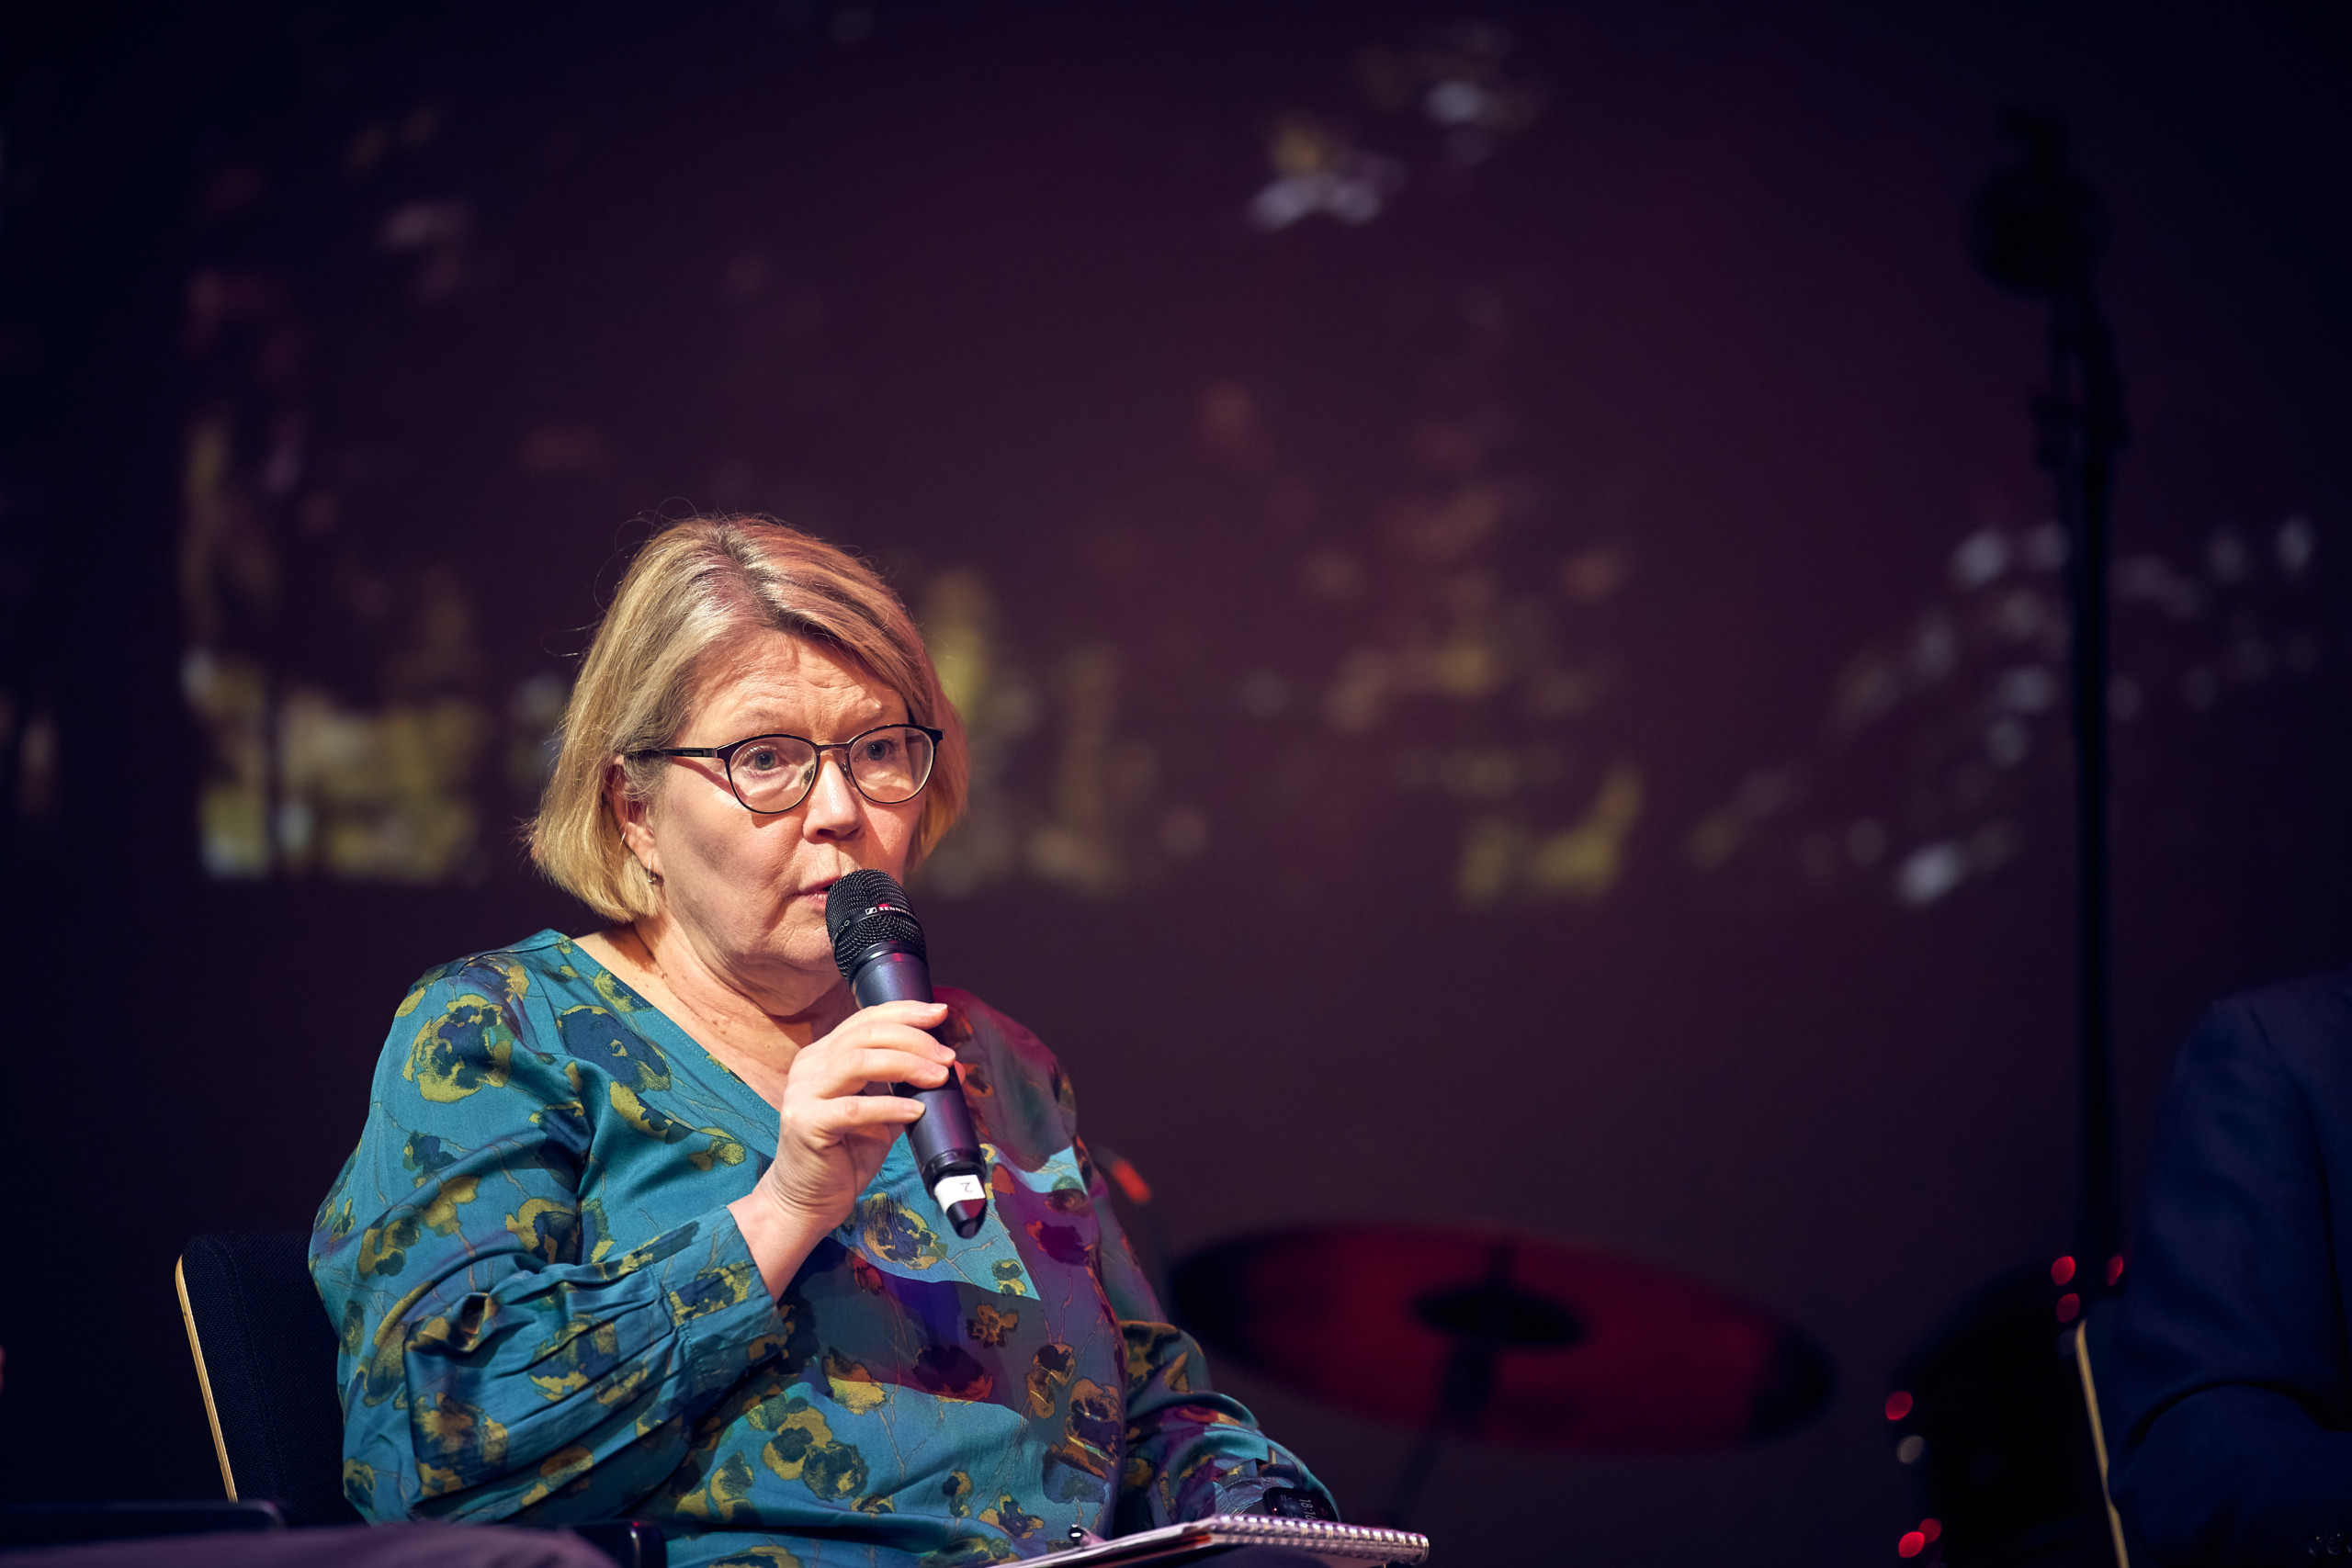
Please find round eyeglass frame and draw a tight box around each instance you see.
[629,723,944,815]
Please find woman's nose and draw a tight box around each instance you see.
[800,750,865,833]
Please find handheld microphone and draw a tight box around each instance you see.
[825,869,989,1238]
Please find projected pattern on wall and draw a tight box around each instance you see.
[164,8,2332,913]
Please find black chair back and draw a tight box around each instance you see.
[176,1231,363,1527]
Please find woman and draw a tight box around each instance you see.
[311,517,1332,1566]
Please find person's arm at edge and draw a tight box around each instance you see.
[2107,994,2352,1562]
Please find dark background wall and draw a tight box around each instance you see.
[3,4,2350,1562]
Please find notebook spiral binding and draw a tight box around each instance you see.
[1046,1513,1431,1566]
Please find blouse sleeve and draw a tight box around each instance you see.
[1083,1143,1340,1529]
[309,958,784,1525]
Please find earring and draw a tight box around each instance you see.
[639,861,662,886]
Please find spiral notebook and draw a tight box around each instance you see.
[1043,1516,1430,1566]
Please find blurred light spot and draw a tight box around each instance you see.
[1884,1391,1913,1421]
[507,672,571,795]
[1950,529,2009,590]
[1430,636,1504,697]
[1910,615,1958,682]
[1834,657,1902,731]
[2020,523,2068,570]
[2056,1292,2081,1324]
[1324,648,1392,732]
[1439,747,1520,801]
[1846,818,1886,865]
[284,690,489,880]
[15,703,57,822]
[1922,1520,1942,1543]
[1897,840,1966,908]
[2278,514,2316,576]
[1157,805,1210,860]
[377,198,469,299]
[1560,545,1630,604]
[1105,1154,1153,1206]
[1025,645,1140,898]
[1738,769,1802,819]
[199,164,266,220]
[1459,764,1643,906]
[1984,717,2030,768]
[2114,556,2205,620]
[1992,587,2052,641]
[379,199,469,251]
[2207,529,2250,582]
[2228,636,2272,682]
[260,413,304,497]
[347,122,390,175]
[1301,547,1370,602]
[1238,670,1291,717]
[1995,665,2056,714]
[2051,1256,2075,1286]
[1425,79,1491,125]
[720,245,772,302]
[1691,750,1810,865]
[1798,830,1838,882]
[2183,666,2218,711]
[277,798,315,858]
[1199,381,1272,468]
[519,422,607,476]
[2107,1254,2125,1286]
[1456,816,1521,907]
[1898,1530,1925,1558]
[1530,767,1642,899]
[1250,115,1404,231]
[1523,666,1603,719]
[1395,482,1504,562]
[1896,1435,1926,1465]
[1967,821,2018,874]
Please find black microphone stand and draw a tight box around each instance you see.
[1888,115,2130,1567]
[1970,110,2129,1288]
[1966,110,2135,1288]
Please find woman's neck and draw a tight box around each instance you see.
[584,917,854,1072]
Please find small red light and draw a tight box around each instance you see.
[1921,1518,1942,1542]
[1898,1530,1926,1558]
[2107,1254,2125,1286]
[1885,1391,1914,1421]
[2051,1256,2076,1286]
[2056,1292,2081,1324]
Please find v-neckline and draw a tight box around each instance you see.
[549,929,783,1124]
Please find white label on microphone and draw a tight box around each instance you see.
[934,1173,987,1207]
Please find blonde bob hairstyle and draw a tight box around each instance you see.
[529,515,967,922]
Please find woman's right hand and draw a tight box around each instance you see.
[729,1000,957,1293]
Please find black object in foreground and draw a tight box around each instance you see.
[825,869,989,1237]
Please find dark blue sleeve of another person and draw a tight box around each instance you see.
[2106,975,2352,1565]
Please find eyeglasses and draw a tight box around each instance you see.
[630,724,944,815]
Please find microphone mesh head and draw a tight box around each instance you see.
[826,868,926,978]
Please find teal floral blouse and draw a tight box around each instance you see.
[310,931,1329,1567]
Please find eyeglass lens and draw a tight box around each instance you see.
[729,727,935,811]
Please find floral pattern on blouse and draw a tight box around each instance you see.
[310,930,1330,1567]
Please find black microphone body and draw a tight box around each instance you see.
[826,870,989,1237]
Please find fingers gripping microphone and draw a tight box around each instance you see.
[825,869,989,1238]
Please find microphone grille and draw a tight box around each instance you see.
[826,868,926,977]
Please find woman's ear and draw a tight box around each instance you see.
[607,759,661,880]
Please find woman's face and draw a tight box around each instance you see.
[617,630,923,1010]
